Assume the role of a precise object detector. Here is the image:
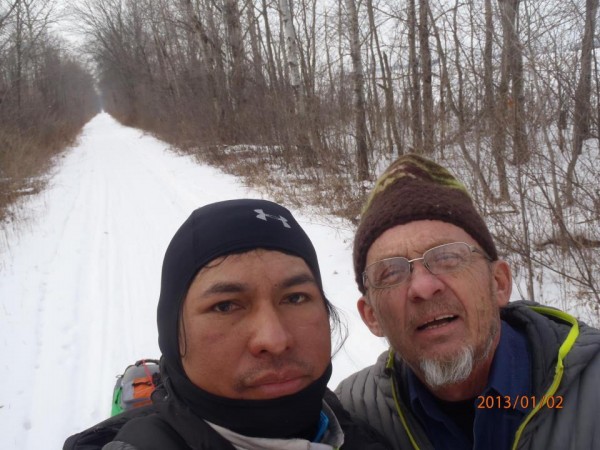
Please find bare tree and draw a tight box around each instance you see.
[261,0,279,89]
[178,0,228,139]
[0,0,18,31]
[365,0,401,156]
[0,0,97,219]
[280,0,303,110]
[408,0,423,152]
[497,0,528,165]
[245,0,264,86]
[63,0,600,321]
[345,0,369,180]
[419,0,434,154]
[483,0,494,123]
[566,0,599,204]
[223,0,246,115]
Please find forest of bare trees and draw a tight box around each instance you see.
[69,0,599,317]
[0,0,99,218]
[0,0,598,319]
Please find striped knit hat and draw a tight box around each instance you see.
[354,154,498,293]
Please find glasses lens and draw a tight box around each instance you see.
[424,242,471,274]
[366,257,411,288]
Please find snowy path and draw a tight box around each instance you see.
[0,113,386,450]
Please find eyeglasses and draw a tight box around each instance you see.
[363,242,490,289]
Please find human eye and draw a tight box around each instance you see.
[284,293,309,305]
[428,247,465,271]
[374,259,408,285]
[210,301,241,314]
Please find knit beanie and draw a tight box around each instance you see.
[354,154,498,293]
[157,199,323,372]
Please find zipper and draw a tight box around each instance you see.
[510,306,579,450]
[387,349,421,450]
[385,306,580,450]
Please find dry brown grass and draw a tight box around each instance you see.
[190,141,368,224]
[0,119,87,225]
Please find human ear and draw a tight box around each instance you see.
[492,260,512,306]
[357,296,385,337]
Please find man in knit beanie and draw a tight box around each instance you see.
[336,155,600,450]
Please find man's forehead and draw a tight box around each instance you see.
[199,272,317,296]
[198,248,303,272]
[366,221,477,260]
[190,249,316,291]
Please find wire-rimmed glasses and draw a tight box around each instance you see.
[363,242,490,289]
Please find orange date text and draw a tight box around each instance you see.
[476,395,563,410]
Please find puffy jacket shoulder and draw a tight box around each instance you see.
[324,389,391,449]
[335,352,405,445]
[63,406,156,450]
[109,413,190,449]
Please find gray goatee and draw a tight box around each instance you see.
[419,345,475,388]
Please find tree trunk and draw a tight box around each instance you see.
[408,0,423,152]
[419,0,434,154]
[366,0,400,155]
[497,0,528,165]
[15,1,22,112]
[483,0,494,125]
[246,0,264,86]
[566,0,599,203]
[493,0,512,200]
[444,5,496,201]
[384,52,402,155]
[261,0,278,89]
[180,0,228,140]
[280,0,304,110]
[345,0,369,180]
[507,0,528,165]
[279,0,317,160]
[223,0,245,115]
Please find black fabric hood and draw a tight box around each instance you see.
[156,198,323,375]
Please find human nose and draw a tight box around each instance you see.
[247,306,293,356]
[406,259,445,301]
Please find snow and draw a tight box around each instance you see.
[0,113,388,450]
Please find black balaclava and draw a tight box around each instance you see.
[157,199,332,440]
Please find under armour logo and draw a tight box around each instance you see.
[254,209,291,228]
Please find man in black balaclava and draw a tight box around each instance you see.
[64,199,390,450]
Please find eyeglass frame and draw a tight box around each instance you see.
[362,241,491,290]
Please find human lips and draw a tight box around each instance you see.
[416,314,459,332]
[245,370,310,398]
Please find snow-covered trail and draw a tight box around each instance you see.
[0,113,386,450]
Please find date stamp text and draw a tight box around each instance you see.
[476,395,563,410]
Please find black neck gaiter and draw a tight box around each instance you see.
[165,362,333,440]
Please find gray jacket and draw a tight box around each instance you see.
[335,301,600,449]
